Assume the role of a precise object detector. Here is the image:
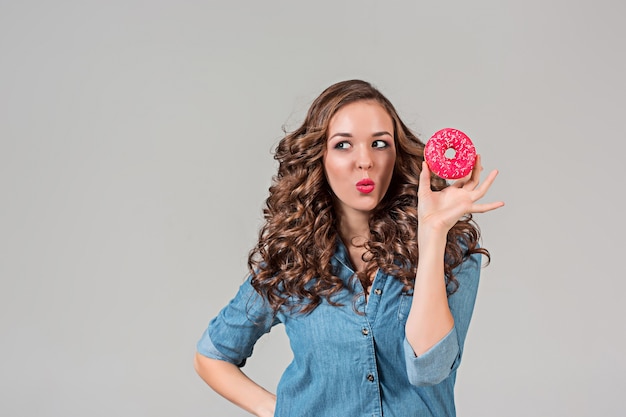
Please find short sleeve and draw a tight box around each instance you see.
[404,252,481,386]
[196,275,280,367]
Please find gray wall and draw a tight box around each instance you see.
[1,1,624,416]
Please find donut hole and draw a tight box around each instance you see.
[444,147,457,159]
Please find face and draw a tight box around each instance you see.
[323,100,396,217]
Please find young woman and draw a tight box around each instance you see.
[194,79,504,417]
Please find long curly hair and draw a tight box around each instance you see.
[248,80,488,314]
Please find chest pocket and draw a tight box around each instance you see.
[397,290,414,321]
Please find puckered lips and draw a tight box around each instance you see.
[356,178,375,194]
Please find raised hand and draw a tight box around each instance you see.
[417,155,504,233]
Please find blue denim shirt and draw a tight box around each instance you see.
[197,240,481,416]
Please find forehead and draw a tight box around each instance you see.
[329,101,393,130]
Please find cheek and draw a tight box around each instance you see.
[380,154,397,178]
[322,158,338,188]
[324,155,348,178]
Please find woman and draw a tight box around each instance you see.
[194,80,504,416]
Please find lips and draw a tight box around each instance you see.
[356,178,375,194]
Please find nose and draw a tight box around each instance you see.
[357,148,373,170]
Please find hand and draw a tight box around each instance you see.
[417,155,504,233]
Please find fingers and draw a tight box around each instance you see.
[464,154,483,189]
[469,168,504,212]
[472,168,499,200]
[464,154,482,189]
[421,155,504,215]
[451,154,482,189]
[418,161,431,197]
[470,200,505,213]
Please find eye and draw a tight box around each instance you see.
[372,140,389,149]
[334,141,352,150]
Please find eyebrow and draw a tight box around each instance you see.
[328,131,393,140]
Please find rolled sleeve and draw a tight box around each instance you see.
[404,326,460,386]
[196,275,279,367]
[197,327,240,363]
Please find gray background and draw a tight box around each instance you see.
[1,1,624,416]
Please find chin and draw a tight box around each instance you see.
[354,200,383,213]
[334,193,384,216]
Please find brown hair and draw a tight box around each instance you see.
[248,80,487,314]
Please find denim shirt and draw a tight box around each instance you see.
[197,240,481,417]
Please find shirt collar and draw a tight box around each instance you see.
[332,237,354,272]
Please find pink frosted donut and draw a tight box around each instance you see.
[424,128,476,179]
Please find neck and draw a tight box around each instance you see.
[337,209,370,245]
[337,210,376,287]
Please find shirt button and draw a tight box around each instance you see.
[361,328,369,336]
[367,373,375,382]
[374,288,382,295]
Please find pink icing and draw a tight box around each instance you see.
[424,128,476,179]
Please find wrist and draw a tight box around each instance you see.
[417,224,448,247]
[253,393,276,417]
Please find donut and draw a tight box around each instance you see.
[424,128,476,179]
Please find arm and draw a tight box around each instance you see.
[194,352,276,417]
[195,276,279,415]
[404,156,502,385]
[404,248,481,386]
[405,225,453,356]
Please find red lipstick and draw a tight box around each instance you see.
[356,178,375,194]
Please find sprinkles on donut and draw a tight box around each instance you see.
[424,128,477,179]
